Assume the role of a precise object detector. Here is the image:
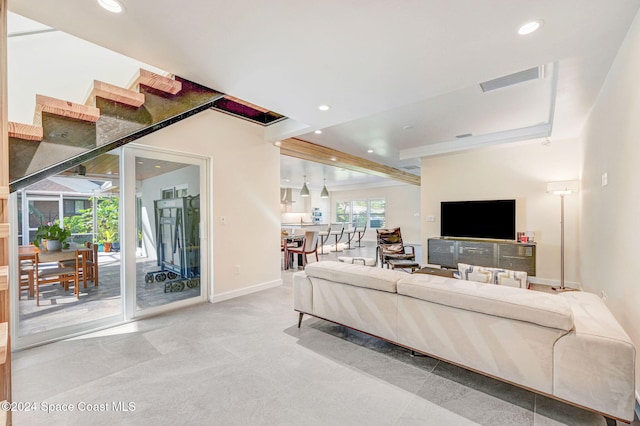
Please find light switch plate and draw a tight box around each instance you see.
[601,172,608,187]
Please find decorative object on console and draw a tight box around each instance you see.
[547,180,580,292]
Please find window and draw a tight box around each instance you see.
[335,201,350,223]
[335,199,386,228]
[352,200,367,227]
[63,199,90,217]
[162,184,188,199]
[369,199,386,229]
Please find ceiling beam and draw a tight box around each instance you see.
[280,138,420,186]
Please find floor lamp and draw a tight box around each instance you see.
[547,180,580,292]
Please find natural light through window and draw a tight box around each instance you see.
[335,199,386,228]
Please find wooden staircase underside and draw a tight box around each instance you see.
[8,68,286,192]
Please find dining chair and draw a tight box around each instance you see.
[58,242,99,289]
[283,233,305,270]
[287,231,319,269]
[35,250,81,306]
[19,259,35,299]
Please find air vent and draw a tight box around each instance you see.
[402,165,420,170]
[480,66,542,93]
[455,133,473,139]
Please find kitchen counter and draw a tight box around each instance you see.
[281,223,327,227]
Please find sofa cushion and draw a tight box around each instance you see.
[457,263,493,283]
[457,263,528,288]
[304,261,405,293]
[397,274,574,331]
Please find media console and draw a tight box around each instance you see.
[427,237,536,276]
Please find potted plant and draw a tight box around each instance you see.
[96,196,119,252]
[33,222,71,251]
[102,230,117,252]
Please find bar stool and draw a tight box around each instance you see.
[318,224,331,255]
[329,223,345,252]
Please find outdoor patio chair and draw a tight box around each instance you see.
[35,250,81,306]
[58,242,99,288]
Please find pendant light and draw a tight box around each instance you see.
[320,178,329,198]
[300,175,310,197]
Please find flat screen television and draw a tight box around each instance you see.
[440,199,516,240]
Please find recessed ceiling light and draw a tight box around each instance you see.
[318,105,331,111]
[98,0,124,13]
[154,165,161,169]
[314,130,322,134]
[367,149,374,153]
[518,20,542,35]
[136,161,143,165]
[330,157,337,161]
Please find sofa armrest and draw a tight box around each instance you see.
[553,292,636,422]
[293,271,313,314]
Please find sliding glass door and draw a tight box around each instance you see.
[122,145,208,318]
[11,145,209,348]
[12,149,123,348]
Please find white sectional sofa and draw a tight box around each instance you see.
[292,261,636,423]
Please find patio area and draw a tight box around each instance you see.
[18,252,201,337]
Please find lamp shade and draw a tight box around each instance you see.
[300,175,310,197]
[547,180,579,195]
[320,179,329,198]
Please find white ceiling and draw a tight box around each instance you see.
[9,0,640,189]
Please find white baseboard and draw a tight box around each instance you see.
[210,278,282,303]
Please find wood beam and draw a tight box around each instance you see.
[130,68,182,95]
[34,94,100,125]
[279,138,420,186]
[87,80,145,108]
[7,122,43,141]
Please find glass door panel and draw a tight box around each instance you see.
[14,150,123,346]
[133,156,202,312]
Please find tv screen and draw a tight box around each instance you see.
[440,199,516,240]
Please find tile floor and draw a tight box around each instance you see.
[10,242,640,425]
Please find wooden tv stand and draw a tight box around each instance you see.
[427,237,536,276]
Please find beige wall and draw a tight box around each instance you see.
[421,139,581,285]
[136,109,282,300]
[331,184,421,244]
[579,10,640,401]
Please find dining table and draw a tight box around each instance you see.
[19,245,81,263]
[18,245,92,297]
